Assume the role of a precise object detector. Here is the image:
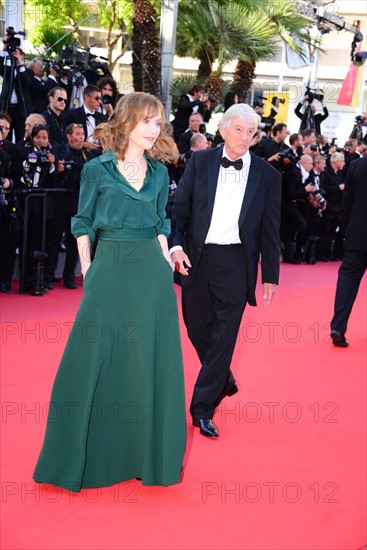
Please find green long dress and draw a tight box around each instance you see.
[33,150,186,490]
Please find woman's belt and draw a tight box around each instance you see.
[98,228,157,241]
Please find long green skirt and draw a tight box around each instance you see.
[33,233,186,490]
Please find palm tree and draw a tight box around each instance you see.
[232,0,314,100]
[131,0,161,96]
[176,0,312,100]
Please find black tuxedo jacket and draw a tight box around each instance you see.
[171,146,281,305]
[63,107,107,140]
[282,165,309,204]
[172,95,211,140]
[29,77,49,114]
[342,156,367,252]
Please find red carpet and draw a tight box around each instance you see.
[1,263,366,550]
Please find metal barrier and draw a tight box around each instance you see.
[3,188,79,294]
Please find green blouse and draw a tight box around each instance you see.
[71,149,170,247]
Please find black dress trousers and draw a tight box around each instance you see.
[182,244,248,419]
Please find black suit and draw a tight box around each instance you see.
[172,94,211,141]
[295,103,329,135]
[331,157,367,336]
[44,144,92,285]
[172,146,281,419]
[42,108,66,145]
[29,77,49,114]
[63,106,106,140]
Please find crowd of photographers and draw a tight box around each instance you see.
[172,85,367,267]
[0,53,367,295]
[0,29,122,295]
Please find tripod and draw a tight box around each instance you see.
[0,52,29,141]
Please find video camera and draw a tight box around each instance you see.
[305,86,324,103]
[2,26,26,55]
[354,115,366,126]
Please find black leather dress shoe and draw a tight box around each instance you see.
[64,281,78,289]
[331,330,349,347]
[192,418,219,438]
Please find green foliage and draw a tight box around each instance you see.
[30,26,76,57]
[176,0,312,76]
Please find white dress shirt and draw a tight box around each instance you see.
[84,105,96,141]
[205,148,251,244]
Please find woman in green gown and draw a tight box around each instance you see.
[33,92,186,490]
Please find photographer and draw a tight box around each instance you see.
[96,75,119,118]
[0,140,19,293]
[301,129,319,158]
[177,112,213,153]
[44,123,92,289]
[281,154,315,264]
[320,152,346,261]
[13,124,57,294]
[172,83,212,142]
[0,112,17,163]
[295,91,329,135]
[349,114,367,144]
[0,31,33,142]
[254,123,289,172]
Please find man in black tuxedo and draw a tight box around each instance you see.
[28,58,49,114]
[171,103,281,438]
[330,156,367,347]
[253,123,289,172]
[64,85,107,154]
[172,83,212,142]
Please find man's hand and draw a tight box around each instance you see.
[171,249,192,276]
[339,183,345,191]
[305,183,315,193]
[268,153,281,163]
[83,141,99,151]
[12,49,24,66]
[263,283,276,307]
[58,160,66,173]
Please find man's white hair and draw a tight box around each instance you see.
[219,103,260,130]
[330,152,344,164]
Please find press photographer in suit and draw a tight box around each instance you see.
[171,103,281,438]
[330,156,367,347]
[0,39,33,141]
[172,83,212,142]
[44,123,92,290]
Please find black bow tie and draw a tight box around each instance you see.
[86,113,95,118]
[221,157,243,170]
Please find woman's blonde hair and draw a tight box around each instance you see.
[94,92,178,163]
